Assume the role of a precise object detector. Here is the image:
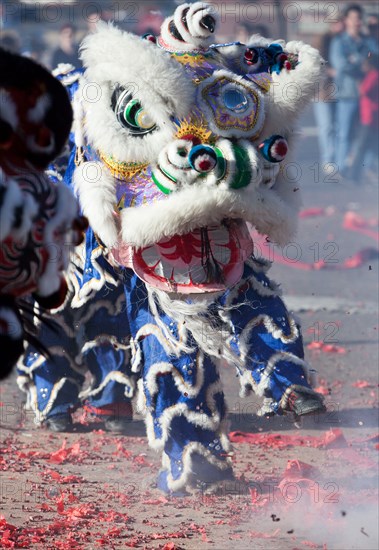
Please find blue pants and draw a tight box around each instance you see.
[335,99,358,173]
[313,100,336,165]
[121,257,315,493]
[17,284,136,422]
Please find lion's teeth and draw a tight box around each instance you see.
[154,261,164,277]
[172,265,191,284]
[213,245,231,264]
[208,226,230,245]
[190,267,207,283]
[160,260,174,279]
[142,247,159,267]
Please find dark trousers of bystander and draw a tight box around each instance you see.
[349,124,379,183]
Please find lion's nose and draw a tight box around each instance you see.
[188,145,217,173]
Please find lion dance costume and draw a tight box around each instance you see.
[23,3,326,492]
[0,48,84,378]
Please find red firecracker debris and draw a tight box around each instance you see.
[343,211,379,242]
[307,342,347,354]
[299,208,326,218]
[302,541,320,548]
[229,429,347,449]
[352,380,375,388]
[282,460,321,480]
[48,441,88,465]
[249,529,280,538]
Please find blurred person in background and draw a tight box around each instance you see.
[235,21,255,44]
[135,8,164,36]
[0,30,21,53]
[84,9,100,34]
[253,25,270,38]
[330,4,378,179]
[313,16,344,174]
[348,52,378,184]
[51,23,80,69]
[367,13,379,46]
[23,36,46,64]
[0,0,11,30]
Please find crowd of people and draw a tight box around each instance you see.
[314,4,378,183]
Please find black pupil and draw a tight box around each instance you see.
[125,100,141,124]
[110,85,156,136]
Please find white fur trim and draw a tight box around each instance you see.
[187,4,217,39]
[244,38,323,214]
[238,314,299,366]
[16,373,31,395]
[165,438,232,492]
[72,87,85,149]
[166,140,192,169]
[242,270,281,298]
[255,352,309,396]
[261,159,280,188]
[263,40,324,139]
[144,366,227,452]
[80,334,130,357]
[69,244,120,308]
[136,377,146,415]
[73,161,118,248]
[159,2,219,52]
[154,140,198,190]
[130,338,143,373]
[246,255,272,273]
[21,345,86,378]
[52,63,76,77]
[145,357,204,400]
[22,377,81,423]
[78,291,125,324]
[79,370,135,400]
[148,288,242,368]
[121,176,298,248]
[248,35,286,49]
[45,169,63,182]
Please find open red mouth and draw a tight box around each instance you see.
[112,220,253,293]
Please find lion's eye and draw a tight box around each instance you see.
[111,86,157,135]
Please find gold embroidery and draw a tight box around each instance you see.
[175,117,215,144]
[99,152,149,179]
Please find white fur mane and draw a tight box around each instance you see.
[78,22,195,163]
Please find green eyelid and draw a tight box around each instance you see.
[124,99,140,127]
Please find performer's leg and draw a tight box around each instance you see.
[349,125,371,183]
[83,347,133,410]
[123,271,233,494]
[219,257,325,417]
[17,306,84,428]
[335,99,358,175]
[78,285,136,431]
[313,100,335,166]
[143,345,233,494]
